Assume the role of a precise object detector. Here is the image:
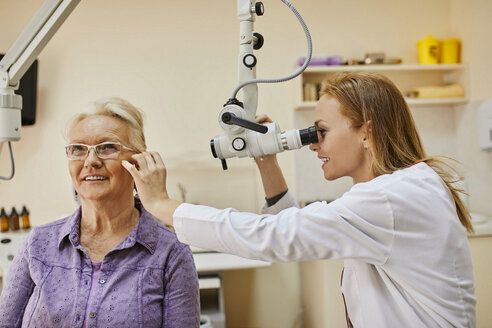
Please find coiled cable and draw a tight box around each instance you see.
[231,0,312,99]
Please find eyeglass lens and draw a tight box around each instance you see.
[66,143,122,159]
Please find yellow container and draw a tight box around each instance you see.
[441,38,461,63]
[417,35,440,64]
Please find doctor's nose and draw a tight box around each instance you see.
[309,142,319,152]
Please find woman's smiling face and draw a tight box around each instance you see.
[309,95,373,183]
[68,115,135,202]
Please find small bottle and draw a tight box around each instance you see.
[0,208,8,232]
[9,207,20,231]
[21,206,31,230]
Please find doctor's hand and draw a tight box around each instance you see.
[254,114,278,166]
[122,152,181,226]
[254,115,288,199]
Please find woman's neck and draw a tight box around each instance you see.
[79,196,139,237]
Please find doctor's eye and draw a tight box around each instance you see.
[317,129,327,139]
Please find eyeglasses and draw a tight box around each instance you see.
[65,142,136,160]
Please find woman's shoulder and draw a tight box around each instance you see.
[32,215,72,230]
[354,162,441,194]
[337,162,444,214]
[28,213,76,241]
[140,211,192,256]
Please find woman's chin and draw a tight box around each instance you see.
[323,170,340,181]
[78,189,111,201]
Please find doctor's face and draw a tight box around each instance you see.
[309,95,372,183]
[67,115,136,202]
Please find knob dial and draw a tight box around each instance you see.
[232,137,246,151]
[243,54,257,68]
[254,2,264,16]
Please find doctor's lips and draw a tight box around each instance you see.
[83,175,108,181]
[320,157,330,167]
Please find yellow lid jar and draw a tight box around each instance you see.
[417,35,440,64]
[441,38,461,64]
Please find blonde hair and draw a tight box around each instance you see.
[320,72,473,233]
[67,97,146,153]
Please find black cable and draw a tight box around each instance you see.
[0,141,15,180]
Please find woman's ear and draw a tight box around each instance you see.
[361,120,372,149]
[73,186,80,205]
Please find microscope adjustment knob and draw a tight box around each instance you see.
[254,2,265,16]
[243,54,257,68]
[253,32,264,50]
[232,137,246,151]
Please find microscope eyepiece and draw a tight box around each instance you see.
[299,126,318,145]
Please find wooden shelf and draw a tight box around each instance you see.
[295,97,468,110]
[303,64,465,73]
[297,64,468,108]
[405,97,468,106]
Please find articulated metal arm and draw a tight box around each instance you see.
[0,0,80,180]
[210,0,315,170]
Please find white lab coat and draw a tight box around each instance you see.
[174,162,476,327]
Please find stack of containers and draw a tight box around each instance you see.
[417,35,461,64]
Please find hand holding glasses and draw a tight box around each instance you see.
[65,142,136,161]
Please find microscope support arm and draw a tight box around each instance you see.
[0,0,81,89]
[0,0,80,180]
[237,0,259,122]
[211,0,316,170]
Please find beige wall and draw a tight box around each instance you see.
[450,1,492,327]
[450,0,492,216]
[1,0,491,327]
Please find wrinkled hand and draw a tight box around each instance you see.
[122,152,179,225]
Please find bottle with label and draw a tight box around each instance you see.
[21,206,31,230]
[0,207,8,232]
[9,207,20,231]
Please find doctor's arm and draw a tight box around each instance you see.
[253,114,288,200]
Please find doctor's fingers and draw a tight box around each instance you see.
[121,159,142,182]
[130,152,166,181]
[255,114,273,124]
[148,151,167,171]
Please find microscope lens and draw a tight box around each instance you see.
[299,126,318,145]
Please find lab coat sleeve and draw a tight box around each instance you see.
[261,190,298,214]
[173,182,395,264]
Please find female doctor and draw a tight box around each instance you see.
[122,72,476,327]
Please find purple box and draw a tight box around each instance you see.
[298,55,343,66]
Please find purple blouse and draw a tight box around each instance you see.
[0,199,200,328]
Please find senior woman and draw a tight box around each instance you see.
[0,97,200,328]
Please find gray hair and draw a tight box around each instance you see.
[67,97,146,152]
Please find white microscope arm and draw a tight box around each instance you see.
[211,0,315,170]
[237,0,260,122]
[0,0,80,180]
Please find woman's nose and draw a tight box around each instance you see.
[309,142,318,152]
[84,148,102,167]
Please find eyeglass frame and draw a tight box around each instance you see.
[65,141,137,161]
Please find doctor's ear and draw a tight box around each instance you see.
[361,120,372,149]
